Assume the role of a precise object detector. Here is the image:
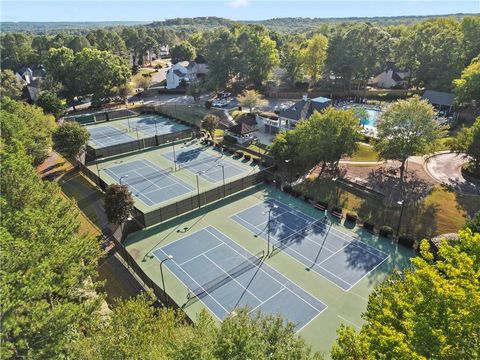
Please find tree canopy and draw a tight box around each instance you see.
[453,56,480,105]
[0,69,24,99]
[301,34,328,83]
[52,121,90,159]
[170,40,196,64]
[449,117,480,173]
[104,184,135,225]
[237,89,268,112]
[373,96,446,181]
[331,229,480,359]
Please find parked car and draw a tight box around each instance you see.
[217,91,232,99]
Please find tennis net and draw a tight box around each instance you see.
[186,250,265,303]
[274,216,329,252]
[175,153,223,172]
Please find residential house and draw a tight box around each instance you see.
[166,61,198,89]
[16,67,33,84]
[370,62,410,89]
[421,90,455,115]
[226,122,258,144]
[260,95,332,134]
[15,65,46,102]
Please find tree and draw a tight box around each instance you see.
[373,96,446,182]
[0,32,34,70]
[449,117,480,173]
[44,47,78,104]
[453,57,480,105]
[52,122,90,159]
[396,18,462,91]
[37,91,67,118]
[460,16,480,67]
[1,97,55,165]
[204,28,238,89]
[331,229,480,359]
[0,70,24,99]
[170,41,196,64]
[281,42,305,85]
[464,211,480,234]
[104,184,135,224]
[295,107,361,172]
[74,48,131,102]
[136,76,152,91]
[86,29,128,58]
[67,35,91,53]
[186,78,203,102]
[201,114,219,139]
[1,145,102,359]
[71,296,321,360]
[115,84,134,104]
[237,89,268,112]
[301,34,328,83]
[235,25,280,86]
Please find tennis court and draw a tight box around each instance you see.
[88,125,135,147]
[118,114,190,136]
[163,145,248,183]
[102,159,194,206]
[153,226,327,331]
[231,199,389,291]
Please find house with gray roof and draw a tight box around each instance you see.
[261,95,332,134]
[166,61,199,89]
[421,90,455,114]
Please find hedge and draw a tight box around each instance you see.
[363,221,375,232]
[379,225,394,238]
[345,212,358,223]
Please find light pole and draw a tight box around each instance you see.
[119,215,133,239]
[160,255,173,307]
[172,138,178,170]
[119,174,129,185]
[217,164,226,197]
[284,159,291,184]
[396,200,405,241]
[154,120,158,136]
[195,171,205,208]
[262,205,278,255]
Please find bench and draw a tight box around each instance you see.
[313,202,327,211]
[331,210,343,219]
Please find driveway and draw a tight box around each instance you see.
[425,152,480,195]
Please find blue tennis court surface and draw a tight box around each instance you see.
[153,226,326,331]
[88,125,135,147]
[119,114,190,136]
[163,146,248,183]
[103,159,194,206]
[232,199,389,291]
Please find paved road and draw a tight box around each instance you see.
[426,152,480,195]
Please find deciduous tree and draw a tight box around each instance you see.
[37,91,67,118]
[301,34,328,83]
[170,41,196,64]
[201,114,219,139]
[453,57,480,105]
[52,121,90,159]
[104,184,135,225]
[331,229,480,360]
[373,96,446,182]
[0,70,24,99]
[237,89,268,112]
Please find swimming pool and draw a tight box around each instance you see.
[361,108,382,127]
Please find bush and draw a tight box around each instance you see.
[252,157,261,165]
[379,225,394,238]
[331,205,343,214]
[345,212,358,223]
[244,154,251,161]
[283,185,292,194]
[223,134,238,144]
[363,221,375,232]
[205,100,212,110]
[398,235,415,248]
[304,195,313,202]
[234,151,244,158]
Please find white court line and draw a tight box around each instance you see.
[152,248,226,321]
[337,315,361,329]
[203,251,264,303]
[232,198,391,291]
[203,227,326,314]
[248,286,288,313]
[179,243,224,266]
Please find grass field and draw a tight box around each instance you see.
[296,177,479,238]
[350,143,379,162]
[124,185,414,356]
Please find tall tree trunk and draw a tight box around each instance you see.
[399,158,407,186]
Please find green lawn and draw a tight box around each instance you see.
[296,177,479,239]
[350,143,379,162]
[130,68,156,85]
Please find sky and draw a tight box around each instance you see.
[1,1,479,22]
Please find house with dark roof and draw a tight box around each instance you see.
[421,90,455,114]
[370,62,410,89]
[166,61,198,89]
[262,95,332,134]
[226,122,258,144]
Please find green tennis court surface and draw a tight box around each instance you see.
[124,185,414,354]
[90,141,261,212]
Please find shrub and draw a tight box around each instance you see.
[205,100,212,110]
[252,157,260,165]
[223,134,238,144]
[234,151,244,158]
[398,235,415,248]
[345,212,358,223]
[379,225,394,238]
[244,154,251,161]
[304,195,313,202]
[331,205,343,214]
[363,221,375,232]
[283,185,292,194]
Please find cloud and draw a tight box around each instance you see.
[229,0,250,8]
